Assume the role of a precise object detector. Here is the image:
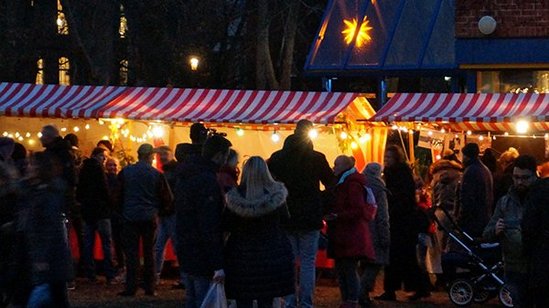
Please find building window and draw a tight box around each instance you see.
[119,5,128,38]
[59,57,70,85]
[36,59,44,85]
[57,0,69,35]
[120,59,128,85]
[478,70,549,93]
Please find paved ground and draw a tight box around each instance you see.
[68,275,503,307]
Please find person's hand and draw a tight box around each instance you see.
[495,218,505,236]
[213,269,225,283]
[323,213,338,221]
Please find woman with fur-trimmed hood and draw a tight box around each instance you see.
[223,156,294,308]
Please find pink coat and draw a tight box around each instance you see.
[327,170,376,261]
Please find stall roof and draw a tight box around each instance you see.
[0,83,125,118]
[0,83,374,125]
[369,93,549,131]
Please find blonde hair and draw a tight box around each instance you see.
[240,156,277,199]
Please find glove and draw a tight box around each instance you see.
[213,269,225,283]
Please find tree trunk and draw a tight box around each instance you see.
[279,0,299,90]
[256,0,279,90]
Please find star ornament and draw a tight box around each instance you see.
[342,16,373,47]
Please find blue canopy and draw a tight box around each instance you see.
[304,0,456,76]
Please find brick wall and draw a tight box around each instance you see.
[456,0,549,38]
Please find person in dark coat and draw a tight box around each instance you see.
[376,145,429,301]
[117,144,173,296]
[175,123,208,164]
[105,157,124,271]
[76,147,115,283]
[455,143,494,239]
[20,152,72,307]
[359,162,390,306]
[175,135,232,308]
[268,119,336,308]
[224,156,294,308]
[494,147,519,206]
[218,149,239,191]
[326,156,376,308]
[522,176,549,307]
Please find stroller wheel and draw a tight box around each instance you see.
[448,279,474,306]
[473,289,490,303]
[499,284,514,307]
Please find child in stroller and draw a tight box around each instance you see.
[431,206,513,307]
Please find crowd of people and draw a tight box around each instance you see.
[0,119,548,308]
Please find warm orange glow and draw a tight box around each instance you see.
[342,16,373,47]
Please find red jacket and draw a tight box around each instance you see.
[327,170,376,260]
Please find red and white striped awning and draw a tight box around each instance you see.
[370,93,549,131]
[97,87,361,124]
[0,83,126,118]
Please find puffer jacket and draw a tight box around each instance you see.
[483,187,528,273]
[327,168,375,260]
[223,182,294,300]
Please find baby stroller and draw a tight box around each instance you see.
[430,206,513,307]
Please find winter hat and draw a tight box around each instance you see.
[0,137,15,161]
[364,162,383,179]
[462,143,480,158]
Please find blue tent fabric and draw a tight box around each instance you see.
[305,0,456,73]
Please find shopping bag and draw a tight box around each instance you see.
[199,282,228,308]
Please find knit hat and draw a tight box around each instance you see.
[462,143,480,158]
[364,162,383,179]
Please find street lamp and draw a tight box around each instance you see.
[189,56,199,71]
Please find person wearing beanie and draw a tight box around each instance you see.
[456,143,494,238]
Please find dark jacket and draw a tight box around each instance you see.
[268,134,336,231]
[522,178,549,289]
[175,143,202,164]
[18,179,72,285]
[175,156,225,277]
[327,169,375,260]
[483,187,528,273]
[118,161,173,222]
[456,158,494,238]
[44,137,77,188]
[76,158,111,223]
[160,160,178,217]
[223,182,294,300]
[364,172,390,265]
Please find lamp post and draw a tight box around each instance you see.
[189,56,199,87]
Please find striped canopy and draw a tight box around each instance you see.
[0,83,372,125]
[370,93,549,131]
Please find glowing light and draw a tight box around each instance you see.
[17,136,23,141]
[271,131,280,143]
[391,124,398,130]
[436,155,442,160]
[73,126,80,132]
[25,132,31,138]
[28,139,36,146]
[545,133,548,140]
[359,133,371,144]
[37,132,43,138]
[444,76,452,81]
[152,126,165,138]
[516,120,529,134]
[101,135,109,141]
[15,132,20,137]
[441,128,446,133]
[400,127,408,133]
[189,57,199,71]
[56,18,63,27]
[60,127,67,132]
[428,131,433,137]
[342,16,373,47]
[339,132,348,140]
[2,132,7,137]
[7,134,13,138]
[467,130,472,136]
[308,128,318,139]
[236,128,244,137]
[479,135,484,141]
[350,142,358,150]
[504,132,509,136]
[98,120,105,125]
[493,136,497,140]
[85,124,90,130]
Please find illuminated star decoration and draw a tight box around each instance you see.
[342,16,373,47]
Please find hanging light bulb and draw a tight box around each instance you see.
[504,132,509,136]
[339,131,348,140]
[436,155,442,160]
[359,133,372,144]
[152,126,165,138]
[15,132,20,137]
[85,124,90,130]
[350,142,358,149]
[515,119,529,134]
[441,128,446,133]
[467,130,472,136]
[73,126,80,132]
[17,136,24,141]
[28,139,36,146]
[391,124,398,130]
[308,128,318,139]
[2,132,7,137]
[428,131,433,137]
[545,133,549,140]
[60,127,67,132]
[493,135,497,140]
[98,120,105,125]
[25,132,31,138]
[37,132,43,138]
[271,131,281,143]
[236,128,244,137]
[479,135,484,141]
